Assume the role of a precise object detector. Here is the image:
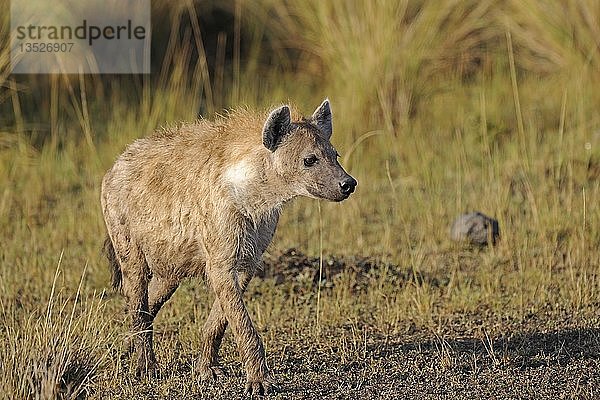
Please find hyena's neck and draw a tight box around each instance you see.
[222,152,293,225]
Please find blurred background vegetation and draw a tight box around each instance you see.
[2,0,598,255]
[1,0,599,397]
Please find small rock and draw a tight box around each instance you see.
[450,211,500,246]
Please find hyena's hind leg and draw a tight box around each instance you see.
[122,274,179,358]
[148,275,179,318]
[117,242,157,378]
[197,268,255,381]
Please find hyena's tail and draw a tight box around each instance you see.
[102,236,122,291]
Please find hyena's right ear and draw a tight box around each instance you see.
[263,105,291,152]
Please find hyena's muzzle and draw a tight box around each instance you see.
[308,161,357,202]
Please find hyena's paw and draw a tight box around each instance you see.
[198,364,225,382]
[120,338,135,360]
[134,352,158,379]
[244,372,275,396]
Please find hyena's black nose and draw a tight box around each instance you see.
[339,176,357,196]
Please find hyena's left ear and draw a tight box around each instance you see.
[263,105,291,152]
[311,98,332,140]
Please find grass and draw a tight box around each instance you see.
[1,0,600,398]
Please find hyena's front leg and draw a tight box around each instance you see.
[205,261,271,395]
[198,268,255,381]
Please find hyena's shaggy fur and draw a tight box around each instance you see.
[101,100,356,395]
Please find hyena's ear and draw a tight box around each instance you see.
[263,105,291,152]
[311,98,332,140]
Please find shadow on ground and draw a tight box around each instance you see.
[393,327,600,370]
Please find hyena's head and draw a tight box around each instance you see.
[263,99,357,202]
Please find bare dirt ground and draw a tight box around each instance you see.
[93,249,600,399]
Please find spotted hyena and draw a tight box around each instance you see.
[101,99,357,395]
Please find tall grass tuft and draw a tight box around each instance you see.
[0,258,113,399]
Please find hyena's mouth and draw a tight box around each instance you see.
[308,186,355,202]
[336,190,354,202]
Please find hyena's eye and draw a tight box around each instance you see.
[303,155,318,167]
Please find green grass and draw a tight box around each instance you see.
[1,0,600,398]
